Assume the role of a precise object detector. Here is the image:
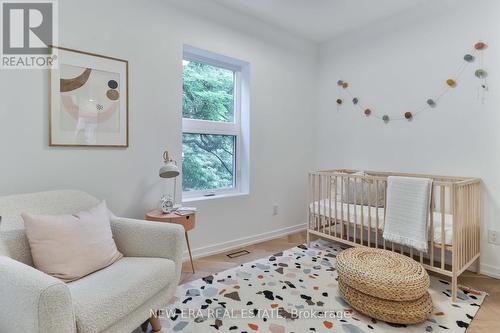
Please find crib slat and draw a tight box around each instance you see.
[312,174,315,231]
[308,173,312,235]
[324,176,327,234]
[476,183,480,259]
[475,183,478,260]
[340,175,345,240]
[463,185,466,267]
[375,180,380,249]
[360,178,364,246]
[353,177,357,243]
[367,180,372,246]
[311,174,314,231]
[452,184,458,298]
[457,185,461,268]
[334,176,338,238]
[430,186,435,267]
[327,175,332,236]
[471,184,474,265]
[440,185,446,270]
[467,185,470,265]
[316,174,321,232]
[383,180,387,250]
[464,185,467,267]
[466,185,470,266]
[347,176,351,242]
[321,176,330,234]
[463,185,467,267]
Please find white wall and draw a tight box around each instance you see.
[316,0,500,277]
[0,0,317,256]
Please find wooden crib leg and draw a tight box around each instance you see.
[451,275,458,302]
[306,230,311,247]
[475,257,481,275]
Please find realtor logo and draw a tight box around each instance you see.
[1,0,58,69]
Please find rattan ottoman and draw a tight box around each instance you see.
[337,247,433,324]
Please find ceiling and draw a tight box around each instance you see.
[212,0,436,43]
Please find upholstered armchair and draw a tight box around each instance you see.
[0,190,184,333]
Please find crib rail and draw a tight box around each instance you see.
[307,169,481,302]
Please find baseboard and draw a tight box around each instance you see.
[480,263,500,280]
[182,223,306,262]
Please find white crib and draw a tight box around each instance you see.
[307,169,481,302]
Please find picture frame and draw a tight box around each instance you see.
[49,46,129,147]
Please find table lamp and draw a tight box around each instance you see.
[159,151,180,213]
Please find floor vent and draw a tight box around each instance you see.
[227,250,250,258]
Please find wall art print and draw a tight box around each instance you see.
[49,46,128,147]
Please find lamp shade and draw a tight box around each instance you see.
[159,161,179,178]
[159,151,180,178]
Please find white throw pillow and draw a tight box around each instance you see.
[343,171,385,207]
[22,201,122,282]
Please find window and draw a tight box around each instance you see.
[182,46,249,199]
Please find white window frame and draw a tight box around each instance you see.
[182,46,249,201]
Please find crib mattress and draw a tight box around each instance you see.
[310,200,453,246]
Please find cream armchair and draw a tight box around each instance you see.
[0,190,184,333]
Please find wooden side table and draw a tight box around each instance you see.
[145,210,196,274]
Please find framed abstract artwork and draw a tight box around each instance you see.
[49,47,128,147]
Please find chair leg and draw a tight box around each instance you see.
[185,231,195,274]
[149,315,162,333]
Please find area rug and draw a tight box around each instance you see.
[159,240,486,333]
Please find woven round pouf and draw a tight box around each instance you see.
[336,247,430,301]
[339,280,433,324]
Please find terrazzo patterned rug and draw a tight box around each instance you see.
[159,240,486,333]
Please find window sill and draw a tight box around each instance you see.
[182,191,249,203]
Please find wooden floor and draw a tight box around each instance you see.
[181,231,500,333]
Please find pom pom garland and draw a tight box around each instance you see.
[464,54,474,62]
[474,42,487,50]
[475,69,487,78]
[335,41,487,123]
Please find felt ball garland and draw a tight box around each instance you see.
[336,41,488,123]
[446,79,456,87]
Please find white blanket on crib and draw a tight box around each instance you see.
[383,176,432,252]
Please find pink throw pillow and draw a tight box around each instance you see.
[22,201,123,282]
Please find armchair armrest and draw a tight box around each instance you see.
[0,256,75,333]
[110,217,184,273]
